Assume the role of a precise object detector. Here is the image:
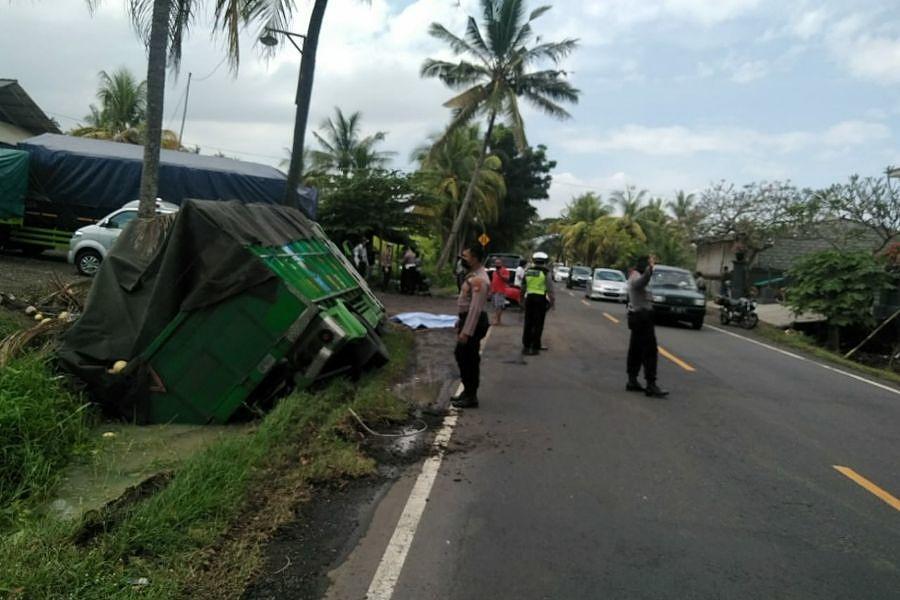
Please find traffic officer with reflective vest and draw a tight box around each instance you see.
[521,251,555,355]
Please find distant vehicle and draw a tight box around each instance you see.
[586,268,627,302]
[485,253,522,286]
[566,265,592,289]
[717,296,759,329]
[648,265,706,329]
[67,199,179,276]
[553,265,570,282]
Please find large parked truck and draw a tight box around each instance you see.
[0,133,317,253]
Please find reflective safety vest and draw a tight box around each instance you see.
[525,268,548,296]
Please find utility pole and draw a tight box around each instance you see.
[178,71,192,146]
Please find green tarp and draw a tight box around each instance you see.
[0,148,28,224]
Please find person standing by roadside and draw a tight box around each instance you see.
[695,271,707,297]
[513,258,527,289]
[626,255,668,398]
[490,258,510,325]
[400,246,417,294]
[379,243,393,292]
[453,244,490,409]
[353,237,369,279]
[521,251,554,355]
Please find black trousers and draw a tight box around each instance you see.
[455,312,489,397]
[522,294,549,351]
[627,310,658,382]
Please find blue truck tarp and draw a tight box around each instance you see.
[18,134,316,232]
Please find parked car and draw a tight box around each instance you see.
[586,268,627,302]
[485,252,522,286]
[553,265,570,282]
[566,265,592,289]
[649,265,706,329]
[68,199,179,276]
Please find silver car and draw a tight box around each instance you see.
[586,268,628,302]
[68,199,179,276]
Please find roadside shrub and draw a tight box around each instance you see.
[0,351,91,521]
[786,250,894,349]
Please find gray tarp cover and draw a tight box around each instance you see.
[59,199,318,417]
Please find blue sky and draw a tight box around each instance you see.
[1,0,897,218]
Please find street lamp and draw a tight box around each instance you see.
[259,27,305,55]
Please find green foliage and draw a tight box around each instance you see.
[0,330,415,599]
[416,125,506,253]
[421,0,579,150]
[786,251,894,328]
[316,170,428,247]
[485,125,557,250]
[0,351,91,526]
[308,107,395,176]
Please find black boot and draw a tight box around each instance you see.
[626,378,645,392]
[451,392,479,408]
[645,382,669,398]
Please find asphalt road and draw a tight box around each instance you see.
[330,290,900,599]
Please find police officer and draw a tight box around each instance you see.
[452,244,491,408]
[626,255,669,397]
[521,251,555,356]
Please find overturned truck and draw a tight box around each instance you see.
[59,200,386,425]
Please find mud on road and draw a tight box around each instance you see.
[0,251,81,299]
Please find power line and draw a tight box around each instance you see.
[193,57,227,82]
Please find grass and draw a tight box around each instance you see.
[0,327,414,599]
[0,312,93,529]
[752,322,900,386]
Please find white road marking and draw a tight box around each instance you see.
[568,291,574,297]
[366,329,492,599]
[581,299,591,307]
[707,324,900,397]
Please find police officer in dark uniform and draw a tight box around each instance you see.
[521,251,555,355]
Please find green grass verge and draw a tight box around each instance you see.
[0,349,92,529]
[752,323,900,386]
[0,328,414,599]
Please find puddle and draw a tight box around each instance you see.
[46,422,253,522]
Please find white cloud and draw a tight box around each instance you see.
[792,8,830,40]
[562,120,891,157]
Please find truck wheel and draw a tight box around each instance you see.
[691,318,704,330]
[75,249,102,276]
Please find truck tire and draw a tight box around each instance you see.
[75,249,103,276]
[691,318,704,330]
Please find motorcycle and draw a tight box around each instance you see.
[716,295,759,329]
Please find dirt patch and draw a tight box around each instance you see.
[0,251,79,299]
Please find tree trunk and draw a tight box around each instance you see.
[435,110,497,272]
[827,324,840,351]
[137,0,171,219]
[283,0,328,209]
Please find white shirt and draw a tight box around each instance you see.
[514,266,526,287]
[353,244,368,264]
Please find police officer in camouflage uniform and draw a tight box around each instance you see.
[521,251,555,356]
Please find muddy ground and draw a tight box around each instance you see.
[0,250,79,299]
[242,292,461,600]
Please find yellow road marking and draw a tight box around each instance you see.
[834,466,900,512]
[657,345,696,372]
[603,312,620,324]
[581,299,591,307]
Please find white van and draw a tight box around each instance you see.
[67,199,179,275]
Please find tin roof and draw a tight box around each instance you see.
[0,79,61,135]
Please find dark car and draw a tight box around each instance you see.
[485,253,522,285]
[566,265,592,289]
[649,265,706,329]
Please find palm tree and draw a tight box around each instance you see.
[611,185,648,220]
[667,190,696,221]
[416,125,507,254]
[422,0,579,270]
[562,192,611,223]
[71,67,183,149]
[88,0,299,218]
[309,108,394,175]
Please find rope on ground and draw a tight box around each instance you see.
[348,407,428,438]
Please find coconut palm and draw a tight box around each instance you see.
[309,108,394,175]
[88,0,300,217]
[416,125,507,254]
[561,192,611,223]
[422,0,579,270]
[667,190,696,221]
[611,185,648,220]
